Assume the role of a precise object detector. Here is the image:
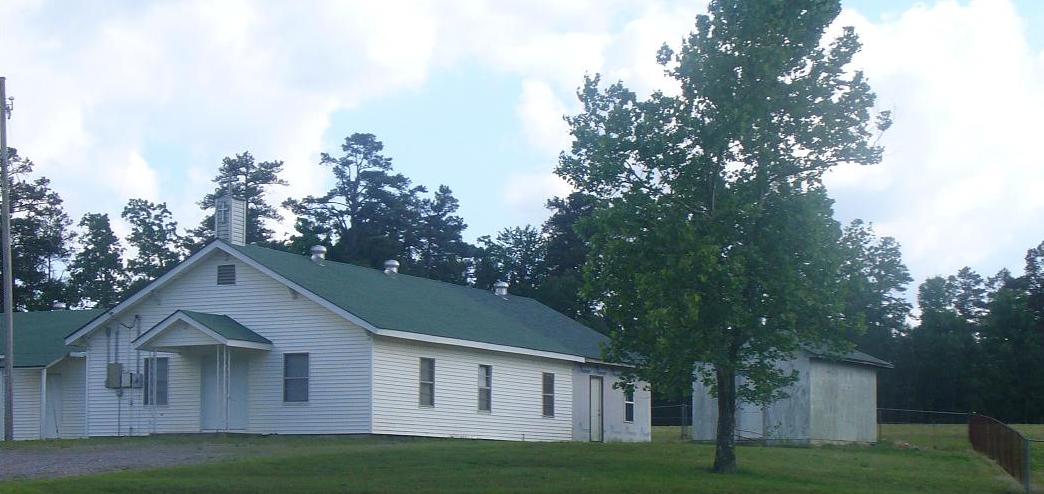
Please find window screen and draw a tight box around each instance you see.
[283,353,309,402]
[217,264,236,285]
[144,357,169,406]
[419,358,435,407]
[624,388,635,423]
[478,365,492,412]
[542,372,555,417]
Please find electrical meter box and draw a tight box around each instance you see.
[105,363,123,389]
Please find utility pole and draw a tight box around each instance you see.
[1,77,15,442]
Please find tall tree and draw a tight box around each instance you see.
[68,213,127,308]
[838,220,912,358]
[188,151,287,248]
[537,192,603,328]
[0,148,76,310]
[122,199,184,291]
[411,186,469,284]
[474,226,545,297]
[556,0,889,472]
[284,133,424,268]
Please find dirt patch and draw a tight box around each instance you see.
[0,440,246,480]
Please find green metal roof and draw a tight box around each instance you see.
[0,309,105,367]
[230,243,608,359]
[176,310,271,344]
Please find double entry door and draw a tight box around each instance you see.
[200,346,248,431]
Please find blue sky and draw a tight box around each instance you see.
[3,0,1044,297]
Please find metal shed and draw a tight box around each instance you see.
[692,349,893,444]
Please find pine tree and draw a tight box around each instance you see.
[122,199,184,291]
[69,213,127,308]
[188,151,287,249]
[285,133,423,268]
[0,148,76,310]
[412,186,468,284]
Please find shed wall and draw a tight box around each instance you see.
[809,359,878,443]
[48,357,87,439]
[570,365,651,442]
[0,367,42,440]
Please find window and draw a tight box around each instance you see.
[217,264,236,285]
[624,388,635,423]
[478,365,492,412]
[419,358,435,407]
[542,372,555,417]
[144,357,169,406]
[283,353,309,402]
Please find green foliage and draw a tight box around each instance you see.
[285,133,469,282]
[557,0,888,471]
[881,241,1044,423]
[68,213,126,308]
[0,148,76,310]
[188,151,287,249]
[838,220,912,362]
[411,185,469,284]
[122,199,184,292]
[475,226,545,297]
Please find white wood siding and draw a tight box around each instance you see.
[83,251,372,436]
[48,357,87,438]
[0,367,42,440]
[149,321,219,348]
[371,336,574,441]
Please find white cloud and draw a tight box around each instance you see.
[501,170,573,225]
[4,0,1040,295]
[517,79,572,155]
[827,0,1044,283]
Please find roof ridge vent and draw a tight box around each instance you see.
[493,281,509,297]
[310,245,327,264]
[384,259,400,275]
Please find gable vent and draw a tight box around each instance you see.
[217,264,236,285]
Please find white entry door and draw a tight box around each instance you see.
[228,352,248,430]
[43,373,63,439]
[589,376,603,442]
[201,348,249,431]
[200,352,220,430]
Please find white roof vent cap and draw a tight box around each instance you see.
[310,245,327,263]
[384,259,400,275]
[493,281,509,297]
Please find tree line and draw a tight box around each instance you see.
[0,136,599,325]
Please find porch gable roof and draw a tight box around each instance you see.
[132,310,272,351]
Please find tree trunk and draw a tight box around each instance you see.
[713,366,738,473]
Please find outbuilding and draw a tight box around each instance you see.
[0,309,103,439]
[692,348,892,444]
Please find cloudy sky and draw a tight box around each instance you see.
[2,0,1043,298]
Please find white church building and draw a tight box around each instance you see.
[2,195,650,442]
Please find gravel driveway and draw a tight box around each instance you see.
[0,439,251,480]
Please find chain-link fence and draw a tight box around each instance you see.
[652,403,692,440]
[878,408,1044,493]
[969,414,1032,492]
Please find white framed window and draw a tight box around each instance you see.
[144,357,169,406]
[478,364,492,412]
[217,264,236,285]
[542,372,555,417]
[419,358,435,407]
[624,388,635,423]
[283,353,309,402]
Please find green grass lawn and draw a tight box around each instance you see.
[0,427,1027,494]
